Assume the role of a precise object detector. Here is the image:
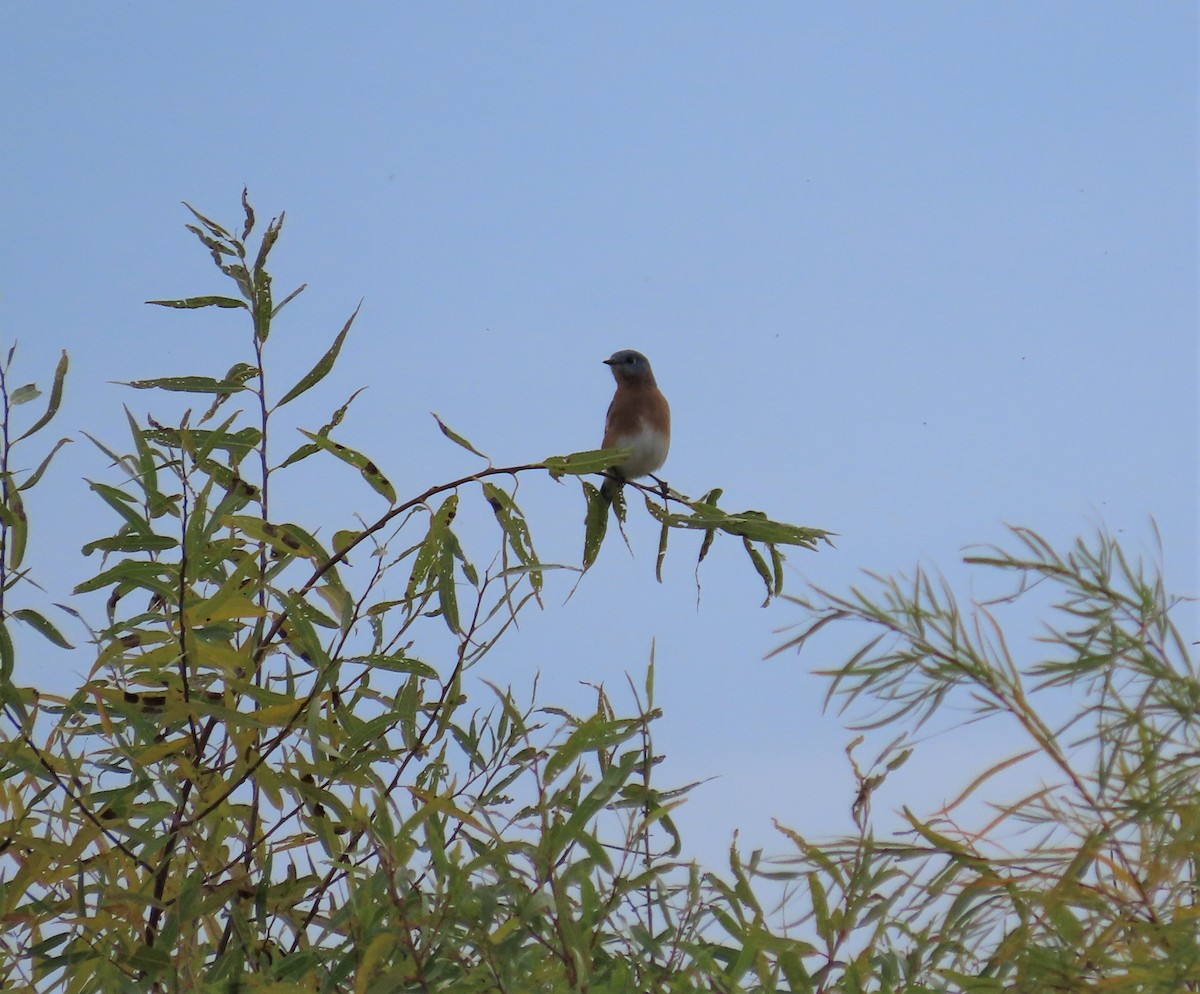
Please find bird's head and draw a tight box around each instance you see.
[604,349,656,386]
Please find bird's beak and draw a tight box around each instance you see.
[602,358,616,366]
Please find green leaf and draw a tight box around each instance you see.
[272,283,307,317]
[277,441,321,471]
[406,496,456,601]
[277,389,366,470]
[0,622,12,682]
[1,474,28,570]
[194,456,258,501]
[436,534,461,635]
[9,383,40,406]
[220,262,253,302]
[73,560,177,596]
[641,496,832,550]
[252,222,281,341]
[142,425,262,459]
[548,750,642,858]
[120,375,249,395]
[770,544,786,597]
[297,429,395,503]
[82,534,178,556]
[742,537,774,605]
[12,608,74,649]
[128,943,171,978]
[433,413,489,460]
[544,447,630,480]
[18,437,72,491]
[656,515,670,583]
[544,715,638,785]
[239,186,255,240]
[145,296,247,310]
[482,482,541,590]
[15,350,68,442]
[254,270,273,340]
[275,301,360,408]
[185,222,235,262]
[224,515,329,564]
[87,481,151,535]
[277,590,330,669]
[199,363,261,424]
[332,529,359,557]
[581,482,609,570]
[352,654,438,677]
[182,201,233,240]
[253,213,283,279]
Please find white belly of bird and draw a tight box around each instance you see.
[613,427,669,480]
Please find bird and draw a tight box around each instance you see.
[600,349,670,503]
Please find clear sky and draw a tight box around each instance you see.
[2,5,1196,871]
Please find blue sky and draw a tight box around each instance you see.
[2,5,1196,871]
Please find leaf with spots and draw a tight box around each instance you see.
[297,429,395,503]
[119,375,250,395]
[482,482,541,590]
[544,447,629,480]
[641,495,831,550]
[145,296,247,310]
[224,515,329,564]
[581,481,608,571]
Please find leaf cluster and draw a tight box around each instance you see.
[0,195,828,993]
[3,193,1190,993]
[763,526,1200,991]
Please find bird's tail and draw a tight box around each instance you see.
[600,475,623,505]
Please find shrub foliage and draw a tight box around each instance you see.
[0,195,1194,993]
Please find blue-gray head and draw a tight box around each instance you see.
[604,349,656,386]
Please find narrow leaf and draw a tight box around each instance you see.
[15,350,68,441]
[352,654,438,677]
[275,301,360,408]
[82,534,178,556]
[146,296,247,310]
[0,622,12,682]
[87,481,151,535]
[120,376,248,395]
[18,437,72,491]
[277,389,365,471]
[240,186,255,240]
[1,475,28,570]
[743,537,774,605]
[770,544,786,596]
[544,447,630,480]
[656,515,669,583]
[272,282,307,317]
[581,482,609,570]
[433,413,489,460]
[297,429,395,503]
[277,441,320,470]
[224,515,329,564]
[142,426,261,459]
[12,608,74,649]
[482,482,540,589]
[182,201,233,240]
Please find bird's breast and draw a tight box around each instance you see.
[609,426,669,480]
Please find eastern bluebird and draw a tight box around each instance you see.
[600,349,671,503]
